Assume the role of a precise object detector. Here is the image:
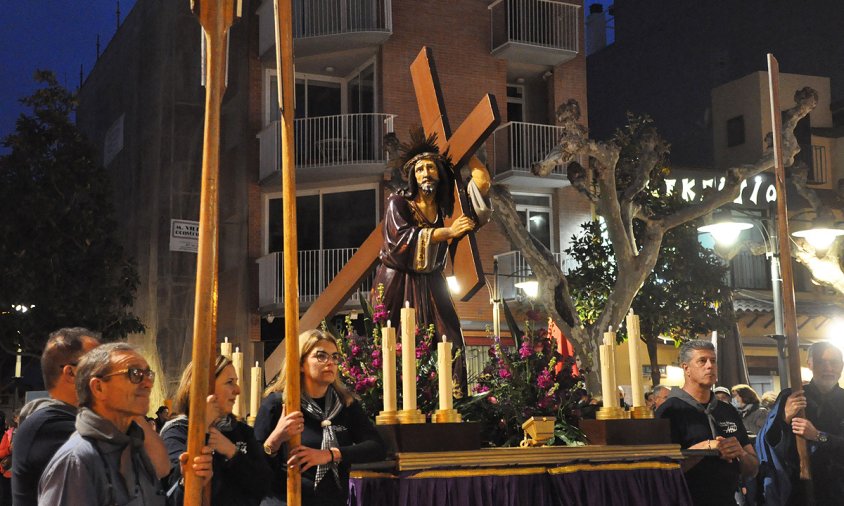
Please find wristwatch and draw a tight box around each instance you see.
[817,431,829,443]
[263,442,277,456]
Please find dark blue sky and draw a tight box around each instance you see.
[0,1,136,151]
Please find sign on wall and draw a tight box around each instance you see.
[170,219,199,253]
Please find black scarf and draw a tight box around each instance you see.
[301,387,343,489]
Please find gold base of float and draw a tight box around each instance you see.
[520,416,556,447]
[630,406,654,419]
[376,410,400,425]
[397,409,426,424]
[432,409,462,423]
[595,407,628,420]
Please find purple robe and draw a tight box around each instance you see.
[372,193,467,392]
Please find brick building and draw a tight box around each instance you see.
[77,0,593,401]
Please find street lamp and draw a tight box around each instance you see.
[698,210,789,385]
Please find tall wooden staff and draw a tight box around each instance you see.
[273,1,302,504]
[184,1,236,504]
[767,54,811,481]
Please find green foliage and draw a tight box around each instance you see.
[0,71,144,356]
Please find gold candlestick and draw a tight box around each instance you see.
[398,302,424,424]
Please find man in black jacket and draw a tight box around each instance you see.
[12,327,100,506]
[757,341,844,505]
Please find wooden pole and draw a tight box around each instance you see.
[185,1,235,504]
[767,53,811,481]
[273,0,301,504]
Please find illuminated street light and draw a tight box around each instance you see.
[698,221,753,246]
[514,279,539,299]
[792,227,844,251]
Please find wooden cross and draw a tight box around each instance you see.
[265,47,500,379]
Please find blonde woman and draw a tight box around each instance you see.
[254,329,385,506]
[161,355,273,505]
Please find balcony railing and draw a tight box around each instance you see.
[490,121,567,178]
[810,144,831,185]
[489,0,580,65]
[495,250,576,300]
[258,0,392,57]
[257,248,374,310]
[258,113,395,181]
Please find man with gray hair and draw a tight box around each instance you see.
[12,327,101,506]
[38,343,213,505]
[652,384,671,411]
[657,339,758,505]
[756,341,844,505]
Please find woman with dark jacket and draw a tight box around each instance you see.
[731,383,769,435]
[254,329,386,506]
[161,355,274,505]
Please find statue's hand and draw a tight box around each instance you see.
[449,215,475,238]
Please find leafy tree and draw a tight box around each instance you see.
[0,71,143,362]
[566,216,733,387]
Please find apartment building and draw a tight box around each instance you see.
[77,0,593,396]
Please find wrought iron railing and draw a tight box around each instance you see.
[489,0,580,53]
[810,144,830,185]
[257,248,374,308]
[490,121,567,177]
[258,113,395,180]
[495,250,576,300]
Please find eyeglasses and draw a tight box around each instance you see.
[312,351,342,364]
[99,367,156,384]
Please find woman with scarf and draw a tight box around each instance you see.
[731,384,769,435]
[161,355,273,505]
[254,329,386,506]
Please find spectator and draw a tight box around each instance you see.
[652,384,671,411]
[759,391,777,410]
[255,329,386,506]
[38,343,212,505]
[657,340,758,506]
[645,390,656,411]
[714,386,732,404]
[161,355,273,505]
[12,327,100,506]
[155,405,170,432]
[756,342,844,505]
[0,411,17,505]
[731,384,768,435]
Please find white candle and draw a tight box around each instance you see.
[601,326,618,408]
[382,322,397,412]
[400,301,417,411]
[231,346,244,417]
[250,361,262,419]
[220,336,233,360]
[626,310,644,408]
[437,336,453,410]
[15,347,21,378]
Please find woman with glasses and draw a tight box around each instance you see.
[254,329,385,506]
[160,355,273,505]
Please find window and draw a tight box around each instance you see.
[513,193,552,250]
[265,186,378,254]
[726,115,745,147]
[506,84,524,122]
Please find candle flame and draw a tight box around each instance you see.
[255,361,259,367]
[235,346,240,353]
[387,320,391,327]
[224,336,229,343]
[442,335,447,342]
[405,300,410,308]
[608,325,613,333]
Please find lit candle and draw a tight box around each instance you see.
[231,346,244,418]
[400,301,417,411]
[250,361,262,419]
[600,326,618,408]
[220,336,233,360]
[15,347,22,378]
[626,310,645,408]
[437,336,453,410]
[382,321,397,412]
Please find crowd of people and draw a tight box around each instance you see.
[1,326,385,506]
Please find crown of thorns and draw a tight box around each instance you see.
[397,127,454,178]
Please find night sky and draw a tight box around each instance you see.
[0,1,136,153]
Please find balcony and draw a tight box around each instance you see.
[495,250,576,300]
[257,113,395,184]
[257,249,374,312]
[258,0,392,70]
[489,0,580,66]
[489,121,569,187]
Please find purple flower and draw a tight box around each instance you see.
[351,345,361,357]
[498,368,512,379]
[474,384,490,394]
[537,369,554,390]
[371,349,381,359]
[519,340,532,359]
[371,358,382,368]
